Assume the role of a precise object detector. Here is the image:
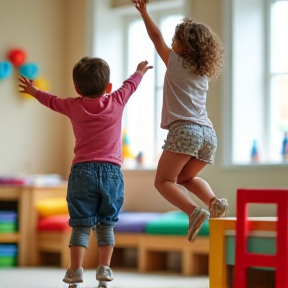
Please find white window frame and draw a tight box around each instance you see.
[222,0,288,168]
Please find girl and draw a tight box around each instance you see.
[133,0,228,243]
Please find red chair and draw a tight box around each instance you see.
[233,188,288,288]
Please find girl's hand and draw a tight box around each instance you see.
[18,76,38,97]
[132,0,148,13]
[136,60,153,75]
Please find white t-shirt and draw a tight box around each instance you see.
[161,51,213,129]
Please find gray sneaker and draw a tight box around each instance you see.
[96,265,113,281]
[210,198,228,218]
[63,267,83,284]
[188,207,210,243]
[98,281,109,288]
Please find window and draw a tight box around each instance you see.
[269,0,288,162]
[225,0,288,165]
[123,12,184,168]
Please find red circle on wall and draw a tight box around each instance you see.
[7,49,27,67]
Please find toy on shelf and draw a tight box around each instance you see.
[122,129,134,159]
[250,140,259,163]
[282,131,288,161]
[122,129,144,168]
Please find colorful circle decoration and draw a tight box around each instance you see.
[0,61,12,80]
[19,63,39,80]
[1,47,50,101]
[22,78,50,100]
[7,48,26,67]
[34,78,50,91]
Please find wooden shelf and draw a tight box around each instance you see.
[0,232,20,243]
[0,183,68,266]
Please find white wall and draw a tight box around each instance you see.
[0,0,69,176]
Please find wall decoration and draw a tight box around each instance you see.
[33,78,49,91]
[22,77,50,100]
[0,46,50,100]
[7,48,26,67]
[19,63,39,79]
[0,61,12,80]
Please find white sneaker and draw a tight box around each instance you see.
[210,198,228,218]
[188,207,210,243]
[96,265,113,281]
[98,281,109,288]
[63,267,83,284]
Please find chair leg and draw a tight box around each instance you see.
[275,197,288,288]
[233,193,249,288]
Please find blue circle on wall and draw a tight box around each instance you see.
[0,61,12,80]
[19,63,39,79]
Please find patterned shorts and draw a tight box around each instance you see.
[162,120,217,164]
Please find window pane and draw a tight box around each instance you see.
[270,75,288,161]
[124,14,183,168]
[124,19,155,166]
[270,0,288,74]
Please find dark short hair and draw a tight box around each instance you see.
[73,57,110,97]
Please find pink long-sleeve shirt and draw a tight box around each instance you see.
[34,72,143,166]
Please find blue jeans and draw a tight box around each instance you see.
[67,162,124,227]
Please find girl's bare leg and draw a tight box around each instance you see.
[155,150,198,215]
[177,157,216,206]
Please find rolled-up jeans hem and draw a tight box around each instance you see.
[69,217,117,227]
[69,216,97,227]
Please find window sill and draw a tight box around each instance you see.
[222,161,288,171]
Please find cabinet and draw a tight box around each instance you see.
[0,184,67,266]
[0,186,30,266]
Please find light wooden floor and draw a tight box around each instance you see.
[0,267,209,288]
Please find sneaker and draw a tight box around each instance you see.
[98,281,109,288]
[63,267,83,284]
[96,265,113,281]
[209,198,228,218]
[188,207,210,243]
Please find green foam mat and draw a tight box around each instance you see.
[145,210,209,236]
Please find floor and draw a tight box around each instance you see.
[0,267,209,288]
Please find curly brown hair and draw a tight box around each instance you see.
[73,57,110,98]
[173,17,224,79]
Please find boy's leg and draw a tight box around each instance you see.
[94,224,115,281]
[63,226,91,284]
[98,245,114,266]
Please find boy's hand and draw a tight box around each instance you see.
[136,60,153,75]
[132,0,148,12]
[19,76,38,97]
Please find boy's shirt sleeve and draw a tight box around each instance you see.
[113,72,143,105]
[35,90,72,117]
